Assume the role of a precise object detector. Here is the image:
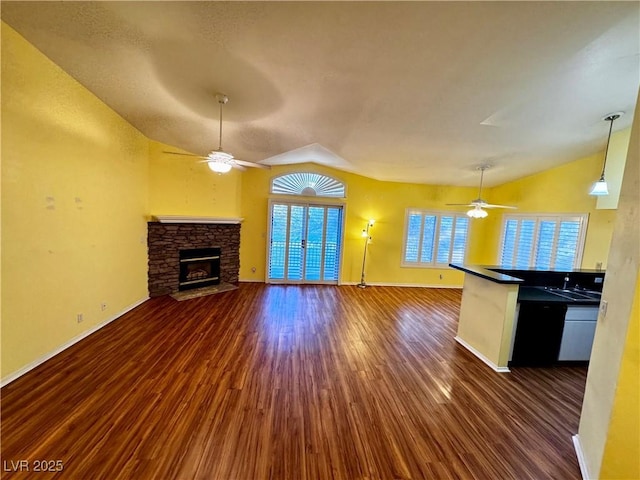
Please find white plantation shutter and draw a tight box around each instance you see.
[322,207,342,281]
[403,210,469,267]
[404,212,423,263]
[558,221,582,267]
[436,216,454,264]
[420,215,437,263]
[520,220,537,267]
[500,214,587,269]
[451,217,469,264]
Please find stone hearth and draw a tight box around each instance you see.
[147,221,240,297]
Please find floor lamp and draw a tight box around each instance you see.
[358,219,374,288]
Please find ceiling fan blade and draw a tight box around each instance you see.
[164,151,208,160]
[231,164,247,171]
[233,159,271,170]
[482,204,518,209]
[445,166,518,211]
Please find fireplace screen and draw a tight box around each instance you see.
[179,248,221,291]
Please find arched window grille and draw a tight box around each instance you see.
[271,173,345,198]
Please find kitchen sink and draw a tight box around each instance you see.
[536,287,602,302]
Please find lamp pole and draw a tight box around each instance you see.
[358,220,374,288]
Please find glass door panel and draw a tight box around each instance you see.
[268,202,343,284]
[268,204,289,280]
[286,205,306,281]
[323,207,341,281]
[304,206,326,281]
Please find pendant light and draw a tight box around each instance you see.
[590,112,623,196]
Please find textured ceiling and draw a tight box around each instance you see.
[2,1,639,186]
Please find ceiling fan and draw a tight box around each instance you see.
[164,93,270,174]
[446,165,516,218]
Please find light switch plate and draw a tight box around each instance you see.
[599,300,608,319]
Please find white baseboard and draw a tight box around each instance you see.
[239,280,462,289]
[1,296,149,388]
[572,434,591,480]
[454,336,510,373]
[342,281,463,289]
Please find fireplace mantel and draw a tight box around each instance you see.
[152,215,244,225]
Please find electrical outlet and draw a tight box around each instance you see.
[77,313,84,323]
[101,302,107,311]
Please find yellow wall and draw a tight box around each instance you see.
[1,23,149,379]
[600,274,640,479]
[481,152,616,269]
[148,140,242,218]
[239,162,487,286]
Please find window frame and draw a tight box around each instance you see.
[401,208,470,268]
[499,213,588,270]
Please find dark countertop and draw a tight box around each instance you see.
[517,287,600,305]
[449,264,523,284]
[450,264,605,287]
[450,264,604,305]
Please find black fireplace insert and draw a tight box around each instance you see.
[179,247,221,291]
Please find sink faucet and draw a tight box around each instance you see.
[563,275,570,290]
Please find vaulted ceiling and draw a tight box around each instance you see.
[2,2,639,186]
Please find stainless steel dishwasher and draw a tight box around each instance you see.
[558,306,599,361]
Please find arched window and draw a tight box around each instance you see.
[271,173,346,198]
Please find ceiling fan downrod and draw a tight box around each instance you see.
[215,93,229,152]
[475,164,490,202]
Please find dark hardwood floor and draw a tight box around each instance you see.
[1,284,586,479]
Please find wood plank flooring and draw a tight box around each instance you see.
[1,284,586,479]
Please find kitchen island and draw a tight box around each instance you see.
[450,264,604,372]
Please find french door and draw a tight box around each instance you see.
[267,201,344,284]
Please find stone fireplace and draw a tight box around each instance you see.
[147,217,241,297]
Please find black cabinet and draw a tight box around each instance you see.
[510,302,567,367]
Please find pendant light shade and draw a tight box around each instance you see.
[590,112,623,196]
[589,176,609,196]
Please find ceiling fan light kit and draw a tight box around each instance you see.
[207,158,233,173]
[589,112,623,196]
[205,148,234,173]
[467,205,489,218]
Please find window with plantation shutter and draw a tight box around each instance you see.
[500,214,587,270]
[402,209,469,267]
